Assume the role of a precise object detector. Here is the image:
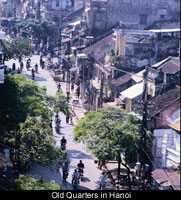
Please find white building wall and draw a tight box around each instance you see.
[153,129,180,169]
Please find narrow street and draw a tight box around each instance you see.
[6,55,105,190]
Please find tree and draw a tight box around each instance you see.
[16,18,57,51]
[0,74,52,131]
[14,174,60,190]
[47,93,70,115]
[2,39,33,62]
[8,117,67,171]
[0,74,69,173]
[74,107,153,187]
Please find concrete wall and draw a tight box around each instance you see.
[86,0,180,34]
[153,128,180,169]
[108,0,180,29]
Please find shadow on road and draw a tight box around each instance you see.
[81,177,91,183]
[25,74,47,82]
[67,149,93,160]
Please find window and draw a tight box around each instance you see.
[140,14,148,25]
[56,0,60,7]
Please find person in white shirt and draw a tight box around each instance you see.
[99,172,106,190]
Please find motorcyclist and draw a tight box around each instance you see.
[60,136,67,150]
[62,162,69,182]
[77,160,85,175]
[72,169,79,186]
[57,82,61,92]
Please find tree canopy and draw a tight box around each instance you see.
[74,107,152,164]
[2,39,33,61]
[16,18,54,40]
[14,174,60,190]
[0,74,69,171]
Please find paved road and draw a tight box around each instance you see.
[6,55,103,190]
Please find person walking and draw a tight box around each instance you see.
[20,61,24,72]
[66,113,70,124]
[71,83,74,91]
[12,63,16,71]
[31,68,35,80]
[76,87,80,98]
[99,172,106,190]
[35,64,38,73]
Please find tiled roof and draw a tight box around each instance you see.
[152,57,180,74]
[152,168,180,190]
[147,86,180,118]
[110,73,132,87]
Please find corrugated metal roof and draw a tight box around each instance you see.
[120,81,144,99]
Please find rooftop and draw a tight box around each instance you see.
[152,57,180,74]
[120,81,144,99]
[147,86,180,119]
[167,108,180,131]
[111,73,132,87]
[152,167,180,190]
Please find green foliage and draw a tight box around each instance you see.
[0,74,52,130]
[2,39,33,61]
[16,18,55,41]
[48,93,69,115]
[74,107,152,163]
[0,74,68,171]
[14,174,60,190]
[13,117,66,169]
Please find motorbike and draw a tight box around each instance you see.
[55,124,60,134]
[72,175,79,190]
[61,142,66,150]
[77,167,84,181]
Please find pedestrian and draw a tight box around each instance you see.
[17,67,21,74]
[76,87,80,98]
[42,60,45,69]
[35,64,38,73]
[71,83,74,91]
[31,68,35,80]
[40,57,43,67]
[66,113,70,124]
[26,59,31,70]
[69,113,73,125]
[99,172,106,190]
[20,61,24,72]
[18,56,22,63]
[12,63,16,71]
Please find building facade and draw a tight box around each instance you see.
[83,0,180,35]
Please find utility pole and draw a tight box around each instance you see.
[66,57,71,102]
[37,0,41,20]
[139,66,149,165]
[99,73,104,109]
